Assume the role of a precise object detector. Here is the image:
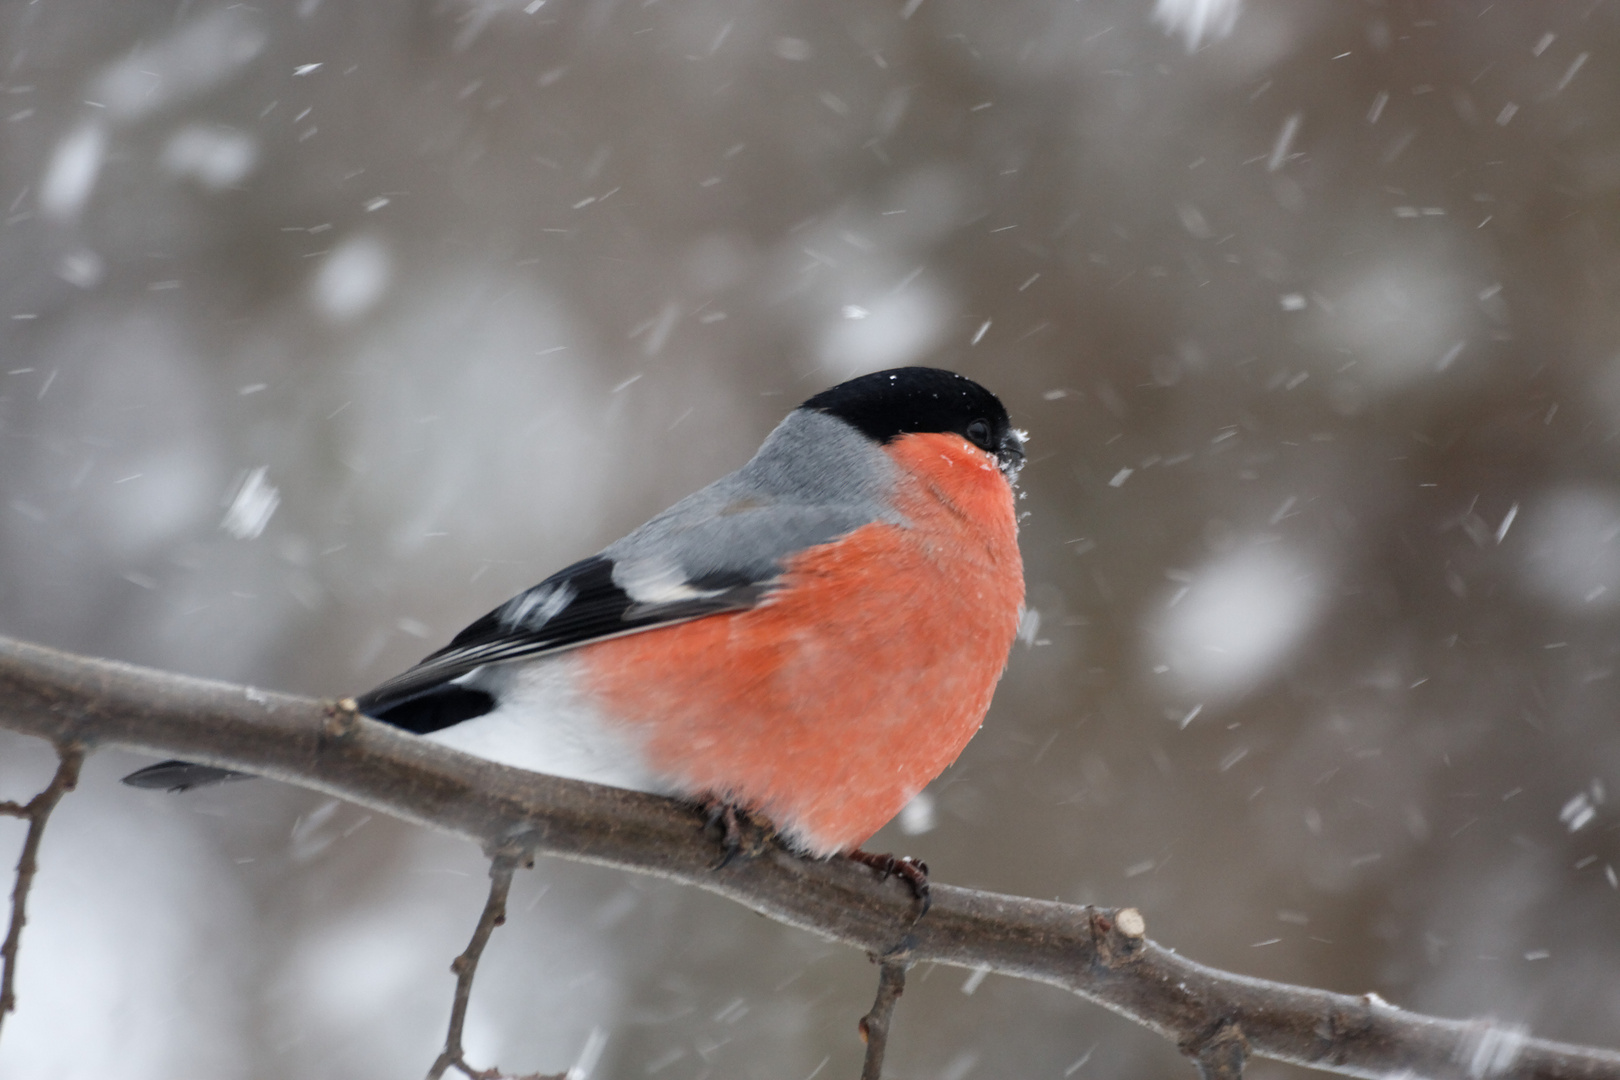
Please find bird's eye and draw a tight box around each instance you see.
[965,419,993,450]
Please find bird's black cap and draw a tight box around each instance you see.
[803,367,1023,470]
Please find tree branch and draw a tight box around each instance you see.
[0,740,83,1038]
[857,953,909,1080]
[1,633,1618,1080]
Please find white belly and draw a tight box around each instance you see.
[424,656,674,795]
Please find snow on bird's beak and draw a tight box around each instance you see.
[997,428,1027,481]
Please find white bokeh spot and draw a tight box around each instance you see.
[1153,0,1241,51]
[312,235,394,322]
[90,9,266,124]
[1153,545,1326,699]
[1521,487,1620,613]
[40,123,106,221]
[817,279,951,378]
[162,125,260,190]
[1310,258,1471,393]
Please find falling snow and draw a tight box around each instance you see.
[220,467,280,540]
[3,2,1619,1076]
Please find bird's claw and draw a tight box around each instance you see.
[848,849,931,917]
[698,797,774,869]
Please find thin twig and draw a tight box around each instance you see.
[0,743,84,1038]
[858,954,910,1080]
[1185,1019,1249,1080]
[426,851,559,1080]
[2,635,1620,1080]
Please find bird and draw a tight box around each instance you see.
[125,366,1026,868]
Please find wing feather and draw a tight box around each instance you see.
[355,555,766,718]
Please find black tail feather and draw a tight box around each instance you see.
[122,760,250,791]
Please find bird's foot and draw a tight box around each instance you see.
[697,797,776,870]
[848,849,931,917]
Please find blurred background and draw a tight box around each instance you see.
[2,0,1619,1076]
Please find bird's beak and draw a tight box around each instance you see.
[997,429,1027,481]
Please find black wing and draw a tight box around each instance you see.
[354,555,767,733]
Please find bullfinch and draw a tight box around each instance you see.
[126,367,1027,862]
